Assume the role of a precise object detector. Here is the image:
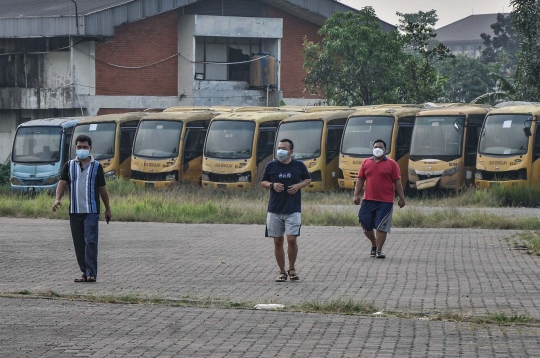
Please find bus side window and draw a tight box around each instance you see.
[63,132,72,165]
[326,127,344,161]
[257,128,276,164]
[396,121,414,161]
[119,128,136,163]
[183,128,206,162]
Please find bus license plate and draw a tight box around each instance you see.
[217,184,226,189]
[145,183,154,188]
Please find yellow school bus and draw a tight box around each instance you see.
[275,110,356,191]
[130,111,218,188]
[71,112,147,179]
[475,104,540,188]
[408,105,489,190]
[201,111,296,189]
[338,105,422,190]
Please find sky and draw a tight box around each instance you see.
[339,0,513,28]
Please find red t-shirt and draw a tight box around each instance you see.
[357,156,401,203]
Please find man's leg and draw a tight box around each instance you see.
[69,215,87,276]
[375,231,387,252]
[359,201,377,255]
[274,237,286,273]
[286,235,298,270]
[363,230,377,247]
[83,213,100,279]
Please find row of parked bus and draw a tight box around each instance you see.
[9,102,540,193]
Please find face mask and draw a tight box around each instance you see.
[76,149,90,160]
[373,148,384,157]
[276,149,289,162]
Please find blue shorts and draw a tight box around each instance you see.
[358,200,394,233]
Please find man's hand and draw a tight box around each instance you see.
[52,200,62,212]
[287,184,299,195]
[398,198,405,208]
[105,209,112,223]
[273,183,285,192]
[353,195,361,205]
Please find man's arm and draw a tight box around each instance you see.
[99,186,112,222]
[394,178,406,208]
[353,178,365,205]
[52,180,68,212]
[287,178,311,195]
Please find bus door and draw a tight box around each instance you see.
[256,122,279,182]
[532,121,540,187]
[182,122,208,183]
[463,115,484,185]
[119,121,139,177]
[395,117,415,188]
[325,123,345,188]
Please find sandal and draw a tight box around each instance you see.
[275,272,288,282]
[287,269,299,281]
[74,275,87,283]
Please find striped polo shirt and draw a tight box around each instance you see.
[61,156,106,214]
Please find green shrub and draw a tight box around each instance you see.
[0,162,10,186]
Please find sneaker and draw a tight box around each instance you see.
[376,251,386,259]
[370,247,377,257]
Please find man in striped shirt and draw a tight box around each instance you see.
[52,134,111,283]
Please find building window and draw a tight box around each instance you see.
[195,37,261,81]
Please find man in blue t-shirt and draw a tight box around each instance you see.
[261,139,311,282]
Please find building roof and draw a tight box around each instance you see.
[0,0,395,38]
[436,13,507,43]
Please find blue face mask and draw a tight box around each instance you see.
[276,149,289,162]
[76,149,90,160]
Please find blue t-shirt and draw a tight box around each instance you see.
[261,159,311,214]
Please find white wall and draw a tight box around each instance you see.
[178,15,196,106]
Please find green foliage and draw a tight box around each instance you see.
[0,162,10,186]
[480,13,520,76]
[489,185,540,207]
[436,55,497,103]
[510,0,540,101]
[303,8,405,105]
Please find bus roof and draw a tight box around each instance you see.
[417,105,489,117]
[349,106,422,118]
[76,112,148,124]
[487,104,540,116]
[140,111,221,122]
[280,110,356,123]
[211,111,297,123]
[277,105,353,113]
[18,117,85,128]
[163,106,214,112]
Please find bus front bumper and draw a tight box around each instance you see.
[201,181,253,189]
[338,179,356,189]
[130,179,177,189]
[475,180,527,189]
[11,183,58,194]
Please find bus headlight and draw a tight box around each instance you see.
[408,168,416,177]
[442,166,459,176]
[238,174,251,182]
[104,170,116,180]
[202,172,209,181]
[43,175,60,185]
[475,171,483,180]
[10,177,23,185]
[165,173,176,181]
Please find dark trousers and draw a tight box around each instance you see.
[69,213,100,278]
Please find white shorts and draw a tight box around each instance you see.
[265,212,302,237]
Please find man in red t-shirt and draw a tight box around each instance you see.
[353,139,405,258]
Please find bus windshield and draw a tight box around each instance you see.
[410,116,464,157]
[72,122,116,160]
[277,120,323,159]
[133,120,183,158]
[12,126,62,163]
[478,114,531,155]
[341,116,394,156]
[204,120,255,159]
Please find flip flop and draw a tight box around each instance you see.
[74,275,87,283]
[275,272,288,282]
[287,269,299,281]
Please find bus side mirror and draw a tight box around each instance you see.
[524,127,532,137]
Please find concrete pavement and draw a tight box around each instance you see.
[1,218,539,357]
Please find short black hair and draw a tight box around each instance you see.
[279,138,294,150]
[373,139,386,149]
[75,134,92,147]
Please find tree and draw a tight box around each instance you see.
[436,55,497,103]
[480,13,520,76]
[302,8,404,105]
[397,10,453,103]
[510,0,540,101]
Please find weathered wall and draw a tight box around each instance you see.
[267,6,323,101]
[95,10,179,96]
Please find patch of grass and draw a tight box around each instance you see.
[517,231,540,255]
[17,290,31,295]
[293,299,378,315]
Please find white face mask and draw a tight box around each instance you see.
[373,148,384,157]
[276,149,289,162]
